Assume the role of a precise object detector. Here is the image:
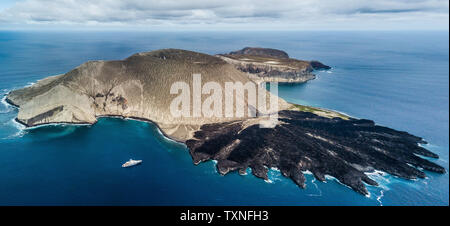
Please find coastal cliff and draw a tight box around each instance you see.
[6,48,446,195]
[218,47,330,83]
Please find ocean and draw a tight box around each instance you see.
[0,31,448,206]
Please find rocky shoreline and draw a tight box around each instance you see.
[186,110,445,195]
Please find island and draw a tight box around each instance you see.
[5,48,446,195]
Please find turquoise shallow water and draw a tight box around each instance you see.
[0,31,448,205]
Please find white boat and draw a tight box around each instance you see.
[122,159,142,168]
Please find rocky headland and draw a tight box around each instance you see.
[6,48,446,195]
[217,47,330,83]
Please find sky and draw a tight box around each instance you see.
[0,0,448,30]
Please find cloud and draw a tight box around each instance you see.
[0,0,448,30]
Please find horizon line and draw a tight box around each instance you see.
[1,28,449,32]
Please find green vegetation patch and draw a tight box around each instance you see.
[289,103,350,120]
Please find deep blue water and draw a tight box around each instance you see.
[0,31,448,205]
